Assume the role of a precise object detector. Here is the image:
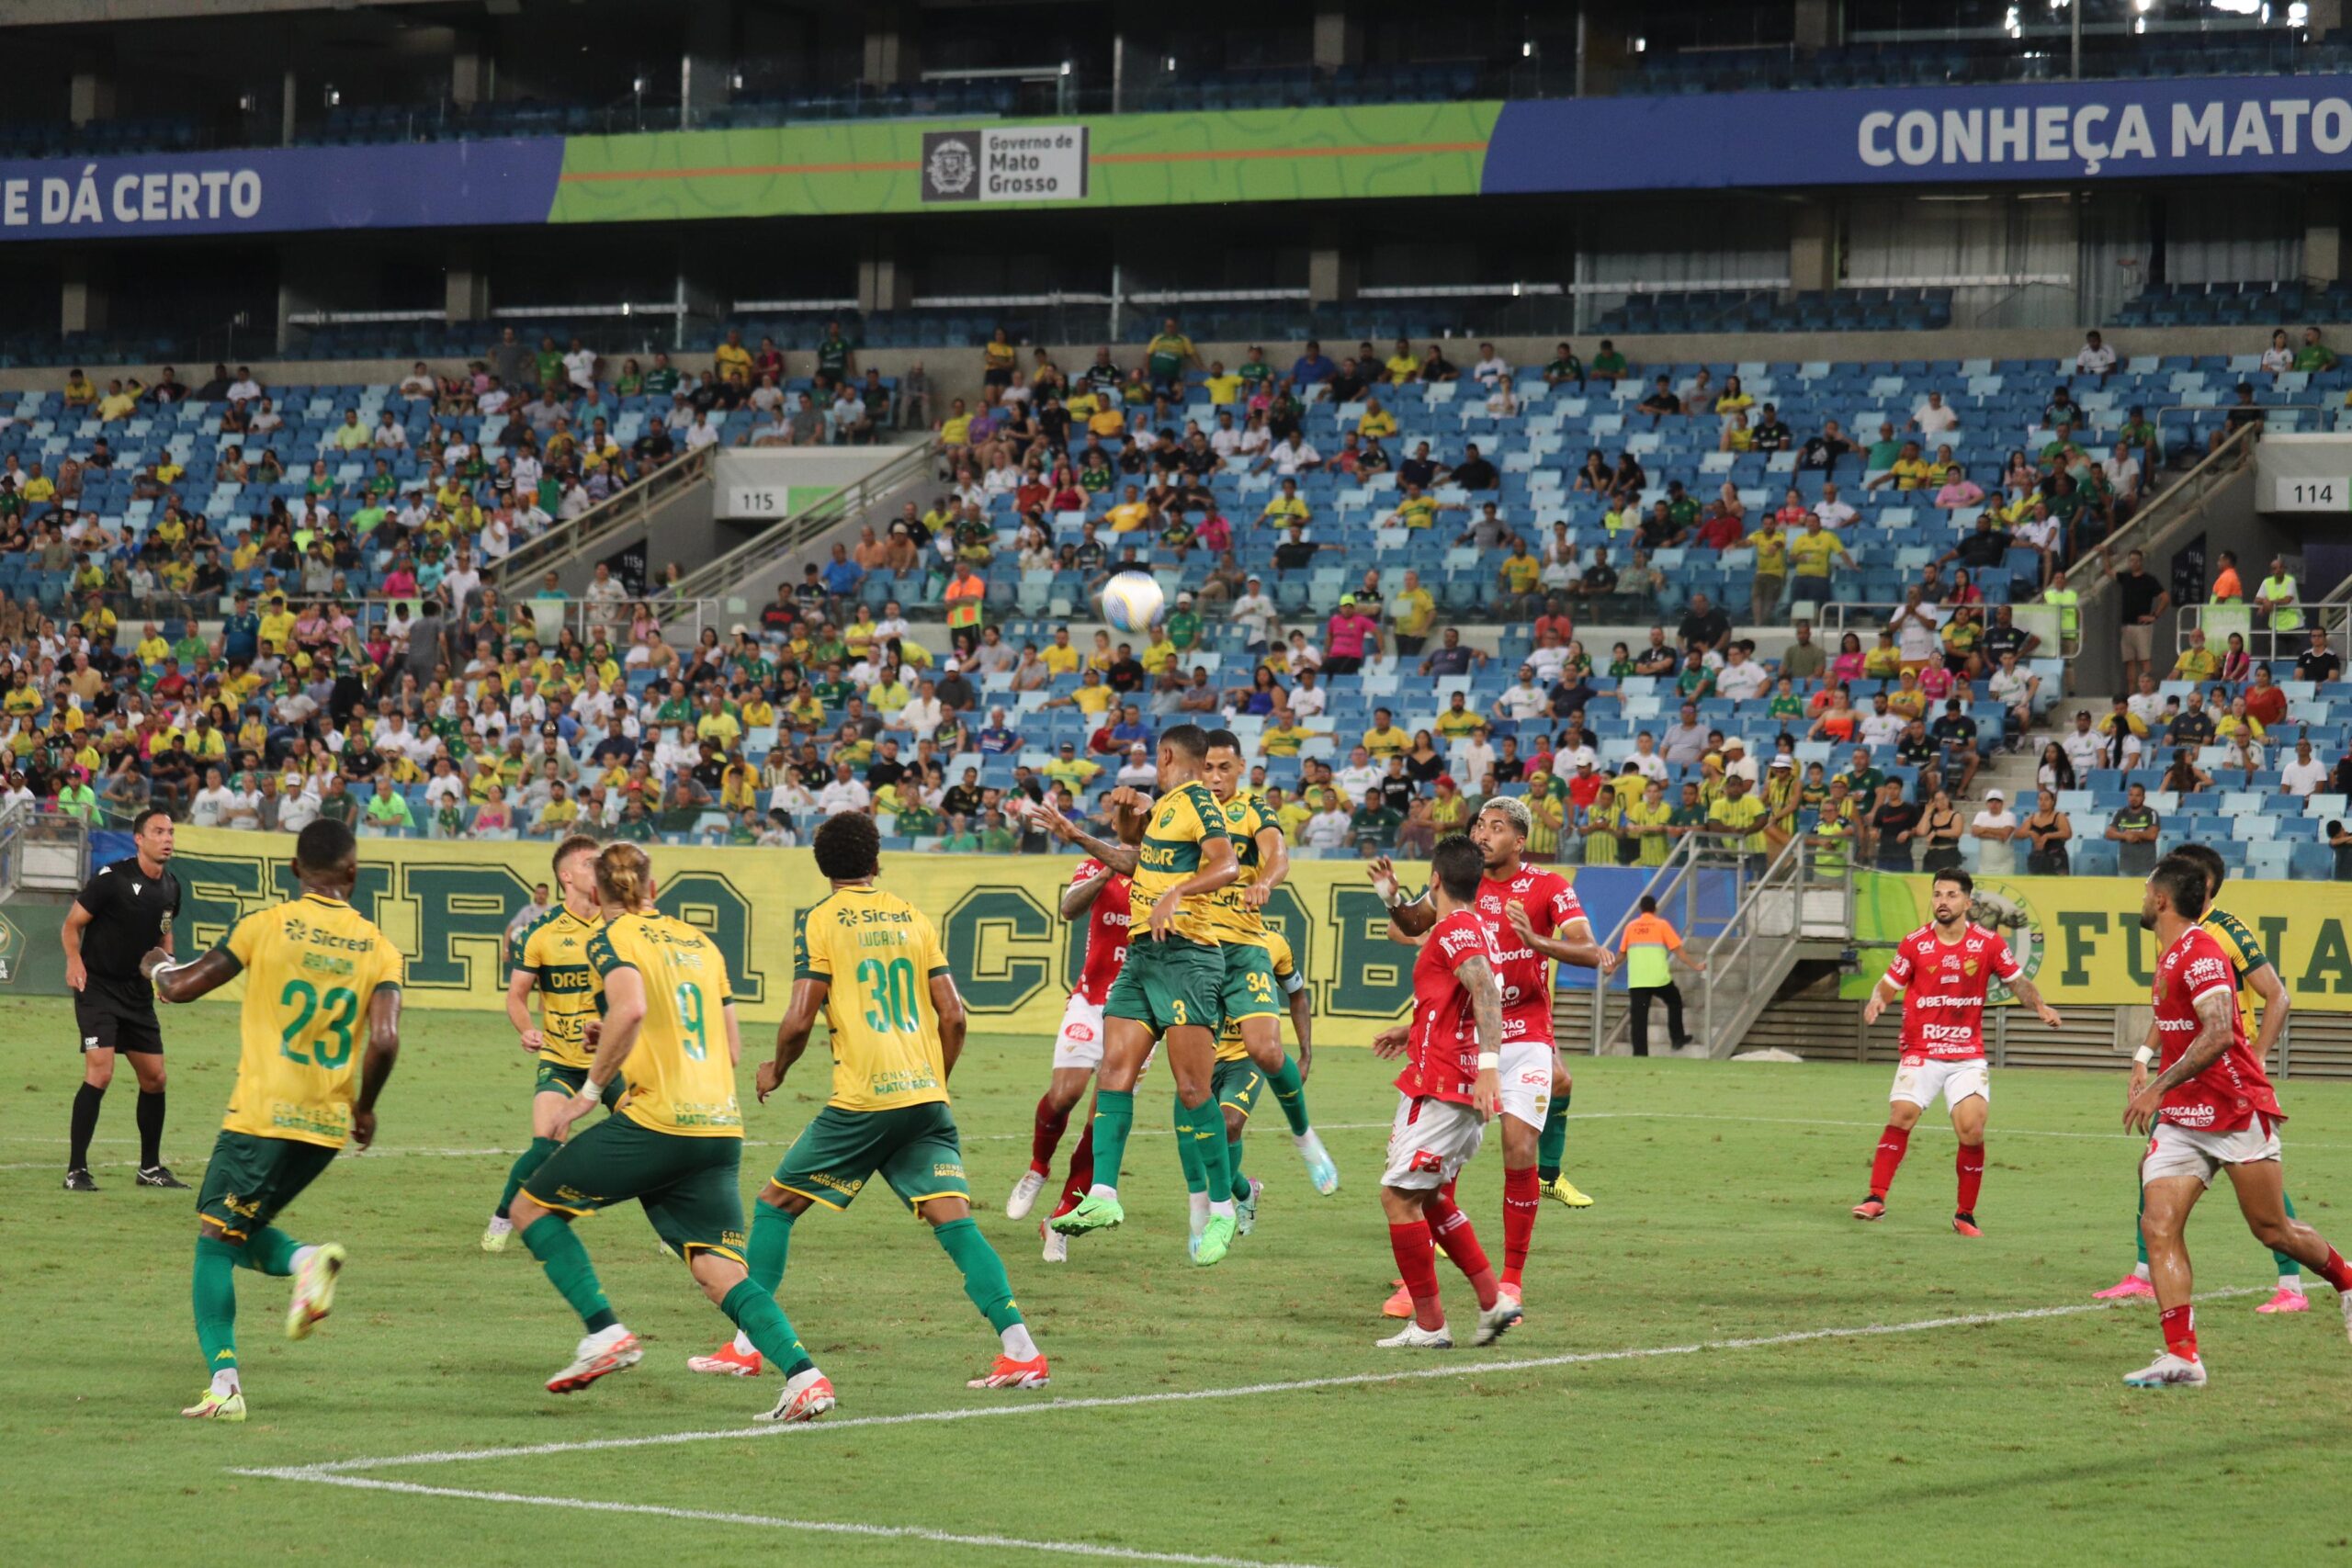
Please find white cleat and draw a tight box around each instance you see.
[758,1367,837,1423]
[2342,1290,2352,1348]
[286,1243,346,1340]
[1473,1294,1524,1347]
[546,1324,642,1393]
[1040,1222,1069,1263]
[2122,1350,2208,1389]
[1295,1131,1340,1196]
[481,1215,514,1253]
[1376,1320,1453,1350]
[1006,1169,1047,1220]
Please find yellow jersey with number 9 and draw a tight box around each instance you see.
[796,885,953,1112]
[219,893,403,1149]
[586,911,741,1137]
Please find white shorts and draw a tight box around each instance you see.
[1890,1055,1990,1112]
[1381,1092,1487,1190]
[1051,995,1106,1071]
[1498,1037,1554,1130]
[2142,1117,2282,1189]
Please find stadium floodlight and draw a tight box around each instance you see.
[2290,0,2310,22]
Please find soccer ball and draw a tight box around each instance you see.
[1100,571,1166,633]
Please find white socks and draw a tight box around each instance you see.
[1087,1182,1119,1202]
[290,1245,318,1274]
[1001,1323,1040,1361]
[2278,1275,2307,1296]
[2133,1262,2152,1281]
[1208,1199,1236,1221]
[1187,1191,1211,1237]
[733,1330,757,1355]
[209,1369,240,1396]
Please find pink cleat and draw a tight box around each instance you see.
[1381,1280,1414,1318]
[2256,1285,2312,1314]
[2093,1273,2157,1301]
[1851,1198,1886,1222]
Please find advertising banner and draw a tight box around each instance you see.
[1842,871,2352,1009]
[150,829,1665,1045]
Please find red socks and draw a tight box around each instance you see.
[1029,1094,1070,1176]
[1955,1142,1984,1215]
[1869,1124,1911,1199]
[1500,1167,1542,1289]
[1389,1221,1444,1331]
[1427,1190,1500,1312]
[2319,1247,2352,1294]
[1049,1123,1094,1220]
[2160,1303,2198,1363]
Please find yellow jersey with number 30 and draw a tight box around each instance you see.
[796,885,954,1112]
[513,906,603,1068]
[218,893,403,1149]
[586,911,740,1137]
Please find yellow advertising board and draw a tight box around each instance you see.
[1845,871,2352,1008]
[165,829,1431,1046]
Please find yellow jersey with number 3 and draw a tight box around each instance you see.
[586,911,741,1137]
[1129,781,1231,947]
[797,885,953,1112]
[218,893,403,1149]
[514,906,603,1068]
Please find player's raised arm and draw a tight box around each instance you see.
[2127,983,2237,1133]
[351,984,402,1149]
[1061,866,1114,919]
[1504,900,1615,975]
[1035,803,1142,876]
[1243,818,1289,908]
[141,943,239,1005]
[1368,856,1437,939]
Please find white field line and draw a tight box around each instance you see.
[220,1473,1335,1568]
[249,1290,2256,1479]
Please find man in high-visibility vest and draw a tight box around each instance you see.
[944,562,987,634]
[1619,896,1705,1057]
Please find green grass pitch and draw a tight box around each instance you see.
[9,991,2352,1566]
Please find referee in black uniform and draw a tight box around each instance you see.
[62,807,184,1191]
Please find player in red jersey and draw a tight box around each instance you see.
[1371,796,1612,1317]
[2120,855,2352,1387]
[1006,805,1144,1263]
[1368,834,1518,1350]
[1854,868,2062,1235]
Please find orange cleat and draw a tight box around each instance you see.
[2092,1273,2157,1301]
[1851,1197,1887,1222]
[1381,1279,1414,1318]
[2256,1285,2312,1314]
[686,1340,763,1376]
[968,1353,1051,1389]
[1951,1213,1983,1237]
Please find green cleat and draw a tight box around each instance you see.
[286,1242,346,1341]
[181,1388,246,1422]
[1195,1213,1237,1266]
[1235,1178,1261,1237]
[1050,1193,1125,1235]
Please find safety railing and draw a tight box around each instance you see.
[490,444,715,589]
[2173,601,2343,672]
[667,437,941,604]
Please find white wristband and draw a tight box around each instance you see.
[2132,1045,2154,1066]
[1476,1053,1501,1070]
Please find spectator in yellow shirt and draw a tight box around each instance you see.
[1041,628,1081,674]
[714,329,753,385]
[1202,363,1243,404]
[1106,486,1151,532]
[1358,400,1398,438]
[1362,710,1410,758]
[1867,440,1934,491]
[97,380,138,422]
[1260,480,1310,530]
[62,368,96,407]
[1045,742,1102,791]
[1385,340,1419,386]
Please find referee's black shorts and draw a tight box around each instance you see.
[74,977,164,1055]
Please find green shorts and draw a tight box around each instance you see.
[1218,940,1281,1028]
[521,1112,748,1262]
[767,1101,969,1214]
[1104,938,1225,1036]
[1212,1056,1267,1121]
[535,1058,627,1110]
[197,1129,341,1244]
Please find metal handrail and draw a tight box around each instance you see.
[667,437,942,604]
[1585,831,1719,1056]
[490,445,716,589]
[1693,830,1812,1054]
[2172,601,2344,671]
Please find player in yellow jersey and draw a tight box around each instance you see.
[688,812,1046,1411]
[1201,728,1338,1216]
[2097,843,2315,1313]
[1184,927,1313,1250]
[482,834,611,1252]
[142,820,403,1423]
[1032,723,1244,1260]
[506,844,810,1405]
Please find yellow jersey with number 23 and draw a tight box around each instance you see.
[797,885,954,1113]
[587,911,741,1137]
[219,893,403,1149]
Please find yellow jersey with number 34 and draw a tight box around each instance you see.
[796,885,953,1113]
[218,893,403,1149]
[586,912,741,1138]
[1216,929,1304,1063]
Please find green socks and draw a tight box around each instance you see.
[521,1216,618,1334]
[193,1235,241,1376]
[2278,1191,2304,1279]
[1228,1121,1253,1204]
[1536,1098,1570,1185]
[748,1198,796,1293]
[1172,1096,1207,1195]
[239,1225,300,1278]
[1182,1095,1236,1210]
[719,1279,813,1379]
[933,1216,1023,1334]
[1089,1089,1136,1193]
[1267,1054,1311,1138]
[497,1137,561,1220]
